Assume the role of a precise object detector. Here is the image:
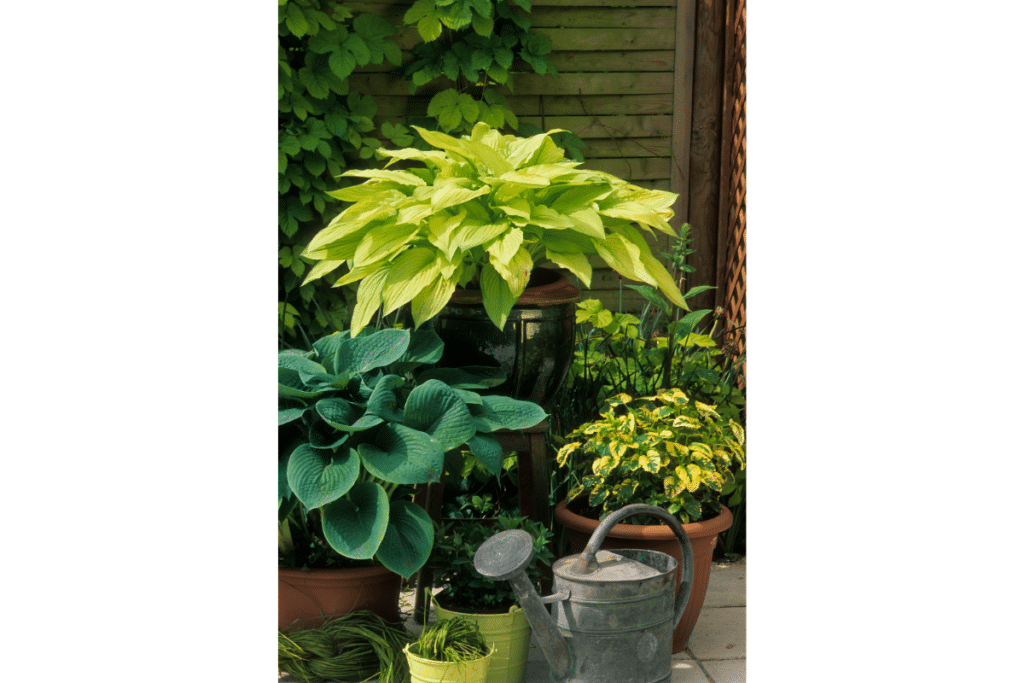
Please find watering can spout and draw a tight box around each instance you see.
[473,530,574,682]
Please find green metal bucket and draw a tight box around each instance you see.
[405,643,494,683]
[434,603,533,683]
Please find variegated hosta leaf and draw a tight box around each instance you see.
[380,248,443,317]
[479,263,517,330]
[349,268,390,337]
[545,249,592,288]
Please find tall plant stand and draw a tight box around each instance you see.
[412,420,550,624]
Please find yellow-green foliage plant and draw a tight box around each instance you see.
[300,122,689,336]
[556,388,745,524]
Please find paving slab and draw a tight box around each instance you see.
[687,607,746,661]
[703,558,745,607]
[701,658,746,683]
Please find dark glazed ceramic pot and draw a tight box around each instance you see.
[433,268,580,410]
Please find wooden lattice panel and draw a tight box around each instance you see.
[716,0,745,380]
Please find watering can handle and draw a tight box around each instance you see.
[578,503,695,629]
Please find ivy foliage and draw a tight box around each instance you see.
[402,0,557,139]
[279,0,414,343]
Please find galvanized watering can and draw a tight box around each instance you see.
[473,504,694,683]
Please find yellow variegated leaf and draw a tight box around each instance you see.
[305,203,396,255]
[349,267,391,336]
[479,263,517,329]
[413,126,468,156]
[592,233,655,286]
[486,227,524,266]
[353,223,420,265]
[637,250,688,309]
[489,245,532,296]
[380,248,443,316]
[495,197,531,221]
[556,441,581,466]
[410,276,457,328]
[695,402,721,419]
[432,183,489,213]
[545,249,592,287]
[449,221,508,252]
[303,258,345,284]
[331,259,386,288]
[341,168,426,186]
[529,204,574,230]
[685,464,702,492]
[459,138,513,176]
[566,207,605,240]
[397,200,435,226]
[729,420,745,445]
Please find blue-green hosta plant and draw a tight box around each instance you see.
[556,388,745,524]
[300,122,689,336]
[278,326,547,577]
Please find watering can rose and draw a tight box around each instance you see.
[302,122,688,336]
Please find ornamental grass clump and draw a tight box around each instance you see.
[556,387,745,524]
[301,121,689,336]
[278,611,412,683]
[410,615,490,663]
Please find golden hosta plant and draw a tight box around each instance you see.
[301,122,689,336]
[556,388,745,523]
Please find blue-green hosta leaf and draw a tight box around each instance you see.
[358,424,445,485]
[374,500,434,578]
[337,328,410,372]
[467,433,503,475]
[308,420,351,450]
[474,395,547,431]
[311,332,346,374]
[403,379,476,452]
[391,329,444,374]
[365,374,407,422]
[315,398,384,433]
[279,366,330,399]
[279,405,308,426]
[286,444,361,509]
[416,366,507,390]
[320,481,389,560]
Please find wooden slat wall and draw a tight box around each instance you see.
[342,0,744,317]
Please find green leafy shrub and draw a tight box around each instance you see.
[278,326,547,577]
[556,388,745,524]
[428,515,553,613]
[301,122,688,336]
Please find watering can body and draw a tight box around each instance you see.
[474,504,695,683]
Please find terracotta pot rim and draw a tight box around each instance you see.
[553,499,733,541]
[278,564,396,579]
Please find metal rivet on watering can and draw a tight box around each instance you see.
[474,504,694,683]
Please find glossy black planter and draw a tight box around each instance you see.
[433,268,580,410]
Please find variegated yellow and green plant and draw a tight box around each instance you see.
[300,122,689,336]
[556,387,745,524]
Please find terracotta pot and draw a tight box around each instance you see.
[553,500,733,652]
[278,564,402,632]
[433,267,580,409]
